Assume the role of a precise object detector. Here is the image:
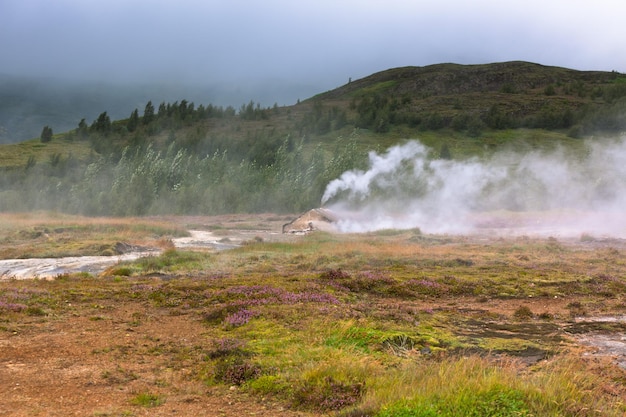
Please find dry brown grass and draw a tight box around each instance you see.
[0,212,188,258]
[3,214,626,415]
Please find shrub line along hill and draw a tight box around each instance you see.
[1,61,625,215]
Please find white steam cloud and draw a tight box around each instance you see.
[321,138,626,237]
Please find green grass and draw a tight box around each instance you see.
[349,80,398,98]
[128,248,210,274]
[0,136,92,169]
[130,392,165,407]
[366,354,623,417]
[3,225,626,415]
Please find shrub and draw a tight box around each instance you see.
[405,279,447,297]
[0,300,27,312]
[346,272,397,294]
[108,266,132,276]
[292,376,364,412]
[224,309,260,327]
[319,268,352,280]
[213,358,261,386]
[26,306,47,316]
[513,306,534,320]
[208,338,246,359]
[202,305,239,324]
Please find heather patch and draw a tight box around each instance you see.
[292,376,364,412]
[210,284,340,327]
[318,268,401,295]
[225,309,261,327]
[0,299,27,312]
[405,278,448,296]
[0,287,52,314]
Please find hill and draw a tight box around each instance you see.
[1,61,625,216]
[312,61,625,136]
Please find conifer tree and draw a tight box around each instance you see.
[91,112,111,133]
[40,125,53,143]
[143,101,155,125]
[127,109,139,132]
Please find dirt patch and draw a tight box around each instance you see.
[0,214,311,415]
[4,213,626,414]
[0,302,313,417]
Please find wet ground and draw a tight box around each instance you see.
[0,230,255,280]
[0,251,157,280]
[3,217,626,371]
[567,316,626,369]
[456,314,626,369]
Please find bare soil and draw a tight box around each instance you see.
[0,214,308,417]
[3,213,626,416]
[3,289,619,417]
[1,296,313,417]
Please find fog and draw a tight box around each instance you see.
[0,74,319,143]
[2,1,626,142]
[322,138,626,237]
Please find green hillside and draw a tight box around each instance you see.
[1,61,625,215]
[316,61,625,137]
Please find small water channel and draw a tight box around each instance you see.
[568,316,626,369]
[0,230,234,280]
[3,228,626,371]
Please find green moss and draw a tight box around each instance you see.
[130,392,165,408]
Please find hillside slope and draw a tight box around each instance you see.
[311,61,625,137]
[319,61,617,98]
[1,61,625,216]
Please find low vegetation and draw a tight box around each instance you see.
[0,212,186,258]
[3,215,626,415]
[1,62,625,215]
[3,62,626,414]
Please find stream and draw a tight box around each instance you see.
[0,230,234,280]
[2,229,626,370]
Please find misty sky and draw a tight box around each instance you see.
[2,0,625,98]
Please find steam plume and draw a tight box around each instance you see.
[322,138,626,237]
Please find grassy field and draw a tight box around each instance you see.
[0,135,94,169]
[2,213,626,416]
[0,212,188,259]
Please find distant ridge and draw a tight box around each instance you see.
[316,61,619,100]
[1,61,625,145]
[304,61,625,137]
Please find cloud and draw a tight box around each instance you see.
[1,0,625,88]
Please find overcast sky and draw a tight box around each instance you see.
[2,0,625,95]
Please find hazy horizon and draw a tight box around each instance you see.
[2,0,626,143]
